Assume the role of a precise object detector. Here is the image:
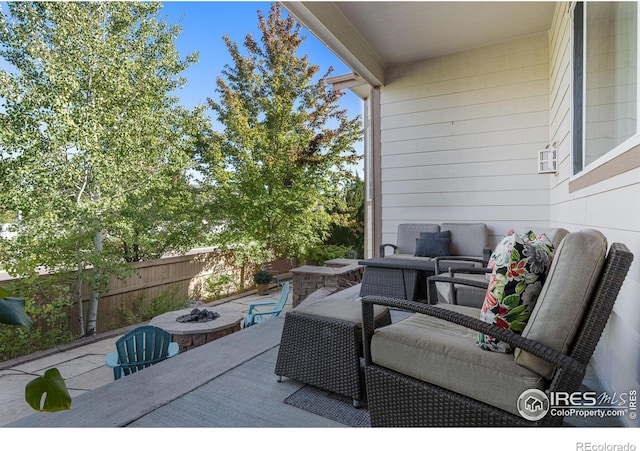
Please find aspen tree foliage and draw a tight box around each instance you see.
[0,2,208,336]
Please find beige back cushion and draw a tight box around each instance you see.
[541,228,570,249]
[521,227,569,249]
[441,223,489,257]
[514,229,608,379]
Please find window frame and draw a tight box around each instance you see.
[570,1,640,186]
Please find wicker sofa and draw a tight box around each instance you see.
[379,223,491,263]
[361,229,633,427]
[359,223,489,303]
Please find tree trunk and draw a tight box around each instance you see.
[85,230,103,336]
[77,259,85,337]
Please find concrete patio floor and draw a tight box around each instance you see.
[0,283,631,433]
[0,286,294,427]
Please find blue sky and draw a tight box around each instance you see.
[160,2,361,108]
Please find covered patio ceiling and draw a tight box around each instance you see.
[283,1,558,87]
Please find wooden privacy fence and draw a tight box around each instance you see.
[0,248,256,337]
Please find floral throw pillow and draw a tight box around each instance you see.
[485,229,515,280]
[477,231,555,353]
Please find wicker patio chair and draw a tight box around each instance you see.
[361,229,633,427]
[429,228,570,307]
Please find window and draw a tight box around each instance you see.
[573,1,638,176]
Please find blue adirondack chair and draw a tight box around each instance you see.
[244,282,290,328]
[105,325,179,380]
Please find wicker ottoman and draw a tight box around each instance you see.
[274,297,391,407]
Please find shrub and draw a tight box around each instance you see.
[112,285,189,329]
[344,248,358,259]
[253,270,273,284]
[204,273,238,300]
[303,244,355,266]
[0,291,74,362]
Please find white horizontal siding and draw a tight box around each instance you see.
[381,143,542,168]
[548,3,640,425]
[382,64,550,115]
[383,33,550,93]
[381,95,549,131]
[382,173,549,194]
[379,32,551,245]
[382,158,537,182]
[382,126,548,157]
[382,205,551,223]
[382,190,550,208]
[382,111,548,144]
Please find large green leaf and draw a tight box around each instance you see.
[0,297,34,327]
[25,368,72,412]
[501,294,522,309]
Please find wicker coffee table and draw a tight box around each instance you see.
[358,258,438,302]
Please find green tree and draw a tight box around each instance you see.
[325,174,365,258]
[0,2,208,336]
[200,3,362,261]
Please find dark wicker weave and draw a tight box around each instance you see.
[359,258,472,302]
[362,242,633,427]
[359,265,419,299]
[275,308,391,406]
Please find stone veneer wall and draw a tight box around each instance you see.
[290,259,363,308]
[171,320,241,353]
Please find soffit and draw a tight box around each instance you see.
[284,1,557,86]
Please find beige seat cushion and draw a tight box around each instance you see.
[299,284,362,308]
[294,296,388,325]
[384,253,434,261]
[370,304,546,417]
[514,229,608,378]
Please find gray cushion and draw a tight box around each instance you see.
[299,284,362,307]
[371,304,546,417]
[436,272,487,307]
[385,253,434,261]
[454,286,487,308]
[541,228,570,249]
[441,223,488,257]
[514,229,608,379]
[295,296,388,325]
[518,227,569,250]
[395,223,440,254]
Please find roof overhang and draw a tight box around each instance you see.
[283,1,557,87]
[327,72,369,99]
